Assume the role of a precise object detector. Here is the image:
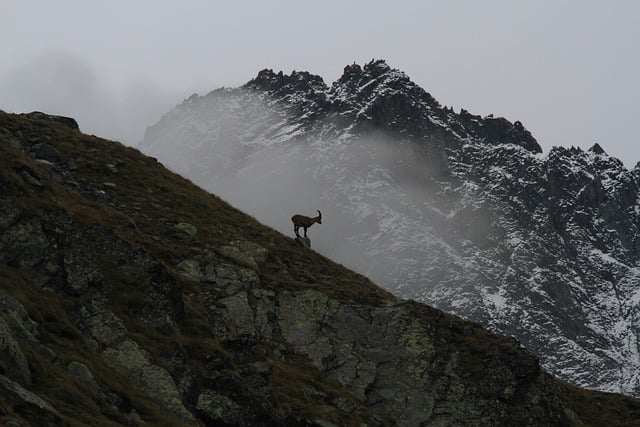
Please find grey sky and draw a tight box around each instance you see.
[1,1,638,165]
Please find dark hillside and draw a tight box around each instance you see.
[1,110,639,425]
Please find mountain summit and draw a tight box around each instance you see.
[142,60,640,398]
[237,59,540,154]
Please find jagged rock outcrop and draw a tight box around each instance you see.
[0,374,63,423]
[17,111,80,131]
[0,316,32,388]
[141,60,640,398]
[2,110,640,425]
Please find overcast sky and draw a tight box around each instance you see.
[1,1,638,165]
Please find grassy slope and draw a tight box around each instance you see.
[0,112,393,425]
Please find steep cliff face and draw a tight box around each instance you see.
[2,111,640,425]
[141,60,640,397]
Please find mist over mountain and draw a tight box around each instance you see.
[141,60,640,397]
[0,52,184,145]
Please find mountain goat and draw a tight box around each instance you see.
[291,210,322,237]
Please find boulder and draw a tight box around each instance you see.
[19,170,44,188]
[196,389,242,425]
[0,294,39,340]
[0,374,62,423]
[209,291,255,341]
[174,222,197,236]
[176,258,203,281]
[75,293,128,350]
[101,339,194,422]
[201,262,217,283]
[212,262,259,293]
[76,293,193,420]
[67,361,100,393]
[219,240,268,270]
[63,245,103,296]
[0,317,31,387]
[0,293,56,362]
[30,143,64,163]
[23,111,79,131]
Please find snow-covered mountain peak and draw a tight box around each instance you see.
[332,59,414,94]
[245,68,328,95]
[589,142,607,155]
[141,61,640,398]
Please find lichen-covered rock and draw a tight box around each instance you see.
[174,222,197,236]
[0,218,57,286]
[176,258,203,281]
[219,240,268,271]
[274,291,552,426]
[210,291,255,341]
[63,242,103,296]
[139,287,181,336]
[0,374,62,423]
[195,389,242,424]
[253,288,276,341]
[101,339,194,422]
[231,240,268,262]
[0,317,31,387]
[202,262,217,283]
[277,290,338,366]
[0,294,38,341]
[74,293,193,420]
[0,293,56,362]
[67,361,100,393]
[212,262,259,293]
[75,293,128,350]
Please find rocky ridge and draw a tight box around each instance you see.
[142,60,640,397]
[2,111,640,424]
